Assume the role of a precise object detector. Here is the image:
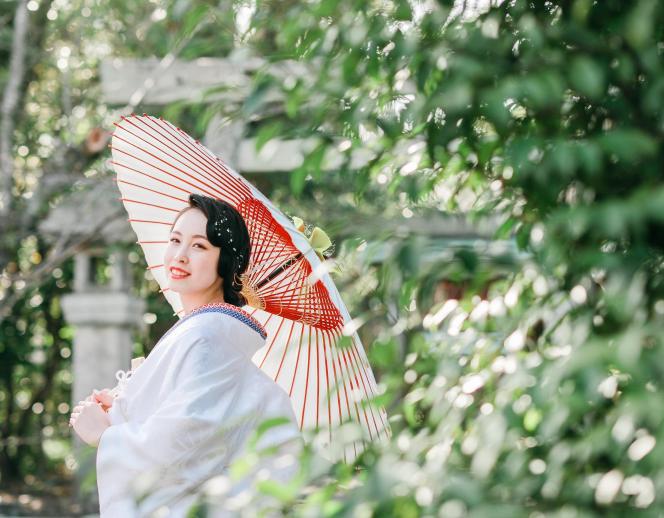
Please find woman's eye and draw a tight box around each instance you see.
[169,238,204,249]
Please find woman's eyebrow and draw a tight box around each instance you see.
[170,230,209,241]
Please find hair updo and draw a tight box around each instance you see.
[171,194,251,307]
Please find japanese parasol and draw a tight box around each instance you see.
[109,114,390,462]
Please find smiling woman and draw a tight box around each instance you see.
[164,194,251,315]
[166,211,224,309]
[69,193,302,517]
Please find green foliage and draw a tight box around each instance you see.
[232,0,664,515]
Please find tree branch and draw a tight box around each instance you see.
[0,0,29,220]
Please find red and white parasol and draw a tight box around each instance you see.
[109,114,390,462]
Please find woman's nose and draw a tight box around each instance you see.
[174,248,188,263]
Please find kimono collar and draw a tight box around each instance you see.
[182,302,267,340]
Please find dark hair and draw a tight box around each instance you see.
[171,194,251,307]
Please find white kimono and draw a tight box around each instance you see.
[96,303,303,517]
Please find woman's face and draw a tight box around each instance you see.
[164,208,222,296]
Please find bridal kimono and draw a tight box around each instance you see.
[96,302,303,517]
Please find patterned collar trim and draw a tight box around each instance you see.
[182,302,267,339]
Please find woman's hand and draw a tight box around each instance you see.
[69,400,111,447]
[86,388,115,412]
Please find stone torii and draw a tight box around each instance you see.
[100,52,373,173]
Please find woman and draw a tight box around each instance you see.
[69,194,303,517]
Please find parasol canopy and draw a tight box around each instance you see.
[110,114,390,462]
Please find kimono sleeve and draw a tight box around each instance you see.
[96,333,247,513]
[106,398,127,426]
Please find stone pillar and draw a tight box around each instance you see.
[61,248,145,506]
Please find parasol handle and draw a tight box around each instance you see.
[255,252,304,289]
